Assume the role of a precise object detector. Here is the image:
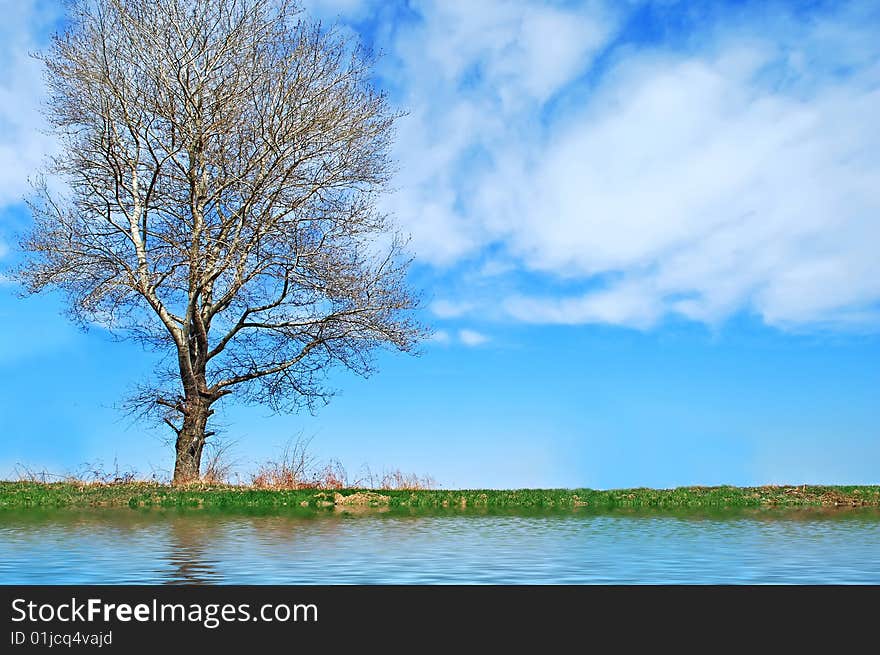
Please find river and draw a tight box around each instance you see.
[2,507,879,584]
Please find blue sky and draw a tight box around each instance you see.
[0,0,878,488]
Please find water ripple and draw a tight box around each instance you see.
[1,509,878,584]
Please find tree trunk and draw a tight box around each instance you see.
[172,398,211,485]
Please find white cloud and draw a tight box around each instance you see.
[5,1,878,332]
[380,0,616,266]
[428,328,489,347]
[430,299,474,319]
[377,1,880,331]
[458,329,489,347]
[488,46,880,329]
[428,329,451,345]
[505,281,663,329]
[0,0,60,209]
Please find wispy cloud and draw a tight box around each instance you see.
[430,299,475,319]
[428,327,490,347]
[369,1,880,331]
[428,329,451,345]
[458,329,489,347]
[0,0,64,269]
[4,1,879,333]
[378,0,615,267]
[0,0,60,208]
[504,281,662,329]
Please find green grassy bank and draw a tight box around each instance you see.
[1,481,879,511]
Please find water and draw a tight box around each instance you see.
[2,508,879,584]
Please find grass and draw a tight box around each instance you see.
[1,481,879,511]
[11,438,437,492]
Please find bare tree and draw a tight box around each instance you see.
[17,0,423,485]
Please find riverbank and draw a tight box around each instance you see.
[1,481,878,510]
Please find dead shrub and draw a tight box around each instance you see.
[250,437,318,489]
[201,439,238,485]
